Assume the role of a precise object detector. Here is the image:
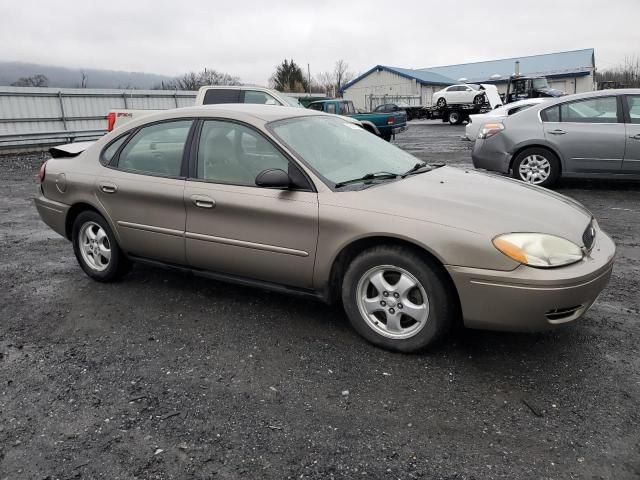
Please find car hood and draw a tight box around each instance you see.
[535,87,564,97]
[329,167,592,244]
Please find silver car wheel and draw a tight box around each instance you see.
[79,221,111,272]
[356,265,430,340]
[519,154,551,185]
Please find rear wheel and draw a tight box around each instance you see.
[382,133,392,142]
[72,211,130,282]
[448,111,462,125]
[512,147,560,188]
[436,97,446,108]
[473,94,485,105]
[341,246,456,352]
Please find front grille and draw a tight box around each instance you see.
[582,221,596,251]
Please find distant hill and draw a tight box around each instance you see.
[0,61,176,89]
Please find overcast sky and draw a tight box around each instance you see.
[1,0,639,85]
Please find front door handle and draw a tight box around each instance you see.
[630,134,640,140]
[99,182,118,194]
[548,129,566,135]
[191,195,215,209]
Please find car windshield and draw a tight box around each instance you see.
[282,95,304,108]
[270,116,422,186]
[532,78,549,89]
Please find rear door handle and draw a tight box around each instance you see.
[548,129,566,135]
[99,182,118,194]
[191,195,215,209]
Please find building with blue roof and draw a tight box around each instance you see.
[342,49,596,110]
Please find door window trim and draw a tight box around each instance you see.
[622,94,640,124]
[187,118,317,192]
[106,118,198,180]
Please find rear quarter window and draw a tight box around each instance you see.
[101,134,129,166]
[541,105,560,122]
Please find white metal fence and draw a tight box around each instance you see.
[0,86,197,152]
[364,94,423,111]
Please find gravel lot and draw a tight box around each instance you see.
[1,121,639,479]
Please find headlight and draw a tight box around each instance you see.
[477,122,504,139]
[493,233,583,268]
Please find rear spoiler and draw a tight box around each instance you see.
[49,141,95,158]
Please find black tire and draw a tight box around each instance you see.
[473,94,485,105]
[72,210,130,282]
[511,147,561,188]
[448,111,462,125]
[341,245,457,353]
[382,133,392,142]
[436,97,446,108]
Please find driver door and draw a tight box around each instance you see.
[183,120,319,288]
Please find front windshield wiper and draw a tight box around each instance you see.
[334,171,399,189]
[401,161,430,177]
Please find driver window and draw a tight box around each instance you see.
[197,120,289,186]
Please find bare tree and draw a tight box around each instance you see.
[80,71,88,88]
[11,74,49,87]
[171,68,241,90]
[333,59,354,95]
[315,71,335,96]
[596,55,640,88]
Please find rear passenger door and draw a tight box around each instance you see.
[622,95,640,173]
[541,96,625,173]
[97,119,194,265]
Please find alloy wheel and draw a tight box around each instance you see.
[356,265,430,340]
[519,154,551,185]
[79,221,111,272]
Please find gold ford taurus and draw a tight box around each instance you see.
[35,105,615,352]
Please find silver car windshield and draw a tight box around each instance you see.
[270,116,420,185]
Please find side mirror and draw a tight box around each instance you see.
[255,168,290,188]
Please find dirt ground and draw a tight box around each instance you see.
[1,122,639,479]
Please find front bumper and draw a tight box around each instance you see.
[471,137,511,174]
[34,192,70,239]
[446,230,616,332]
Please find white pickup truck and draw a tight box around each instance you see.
[107,86,305,131]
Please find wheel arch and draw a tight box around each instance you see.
[325,235,461,314]
[509,143,564,174]
[65,202,118,242]
[359,120,380,136]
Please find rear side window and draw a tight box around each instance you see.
[626,96,640,124]
[339,102,355,115]
[326,103,337,114]
[116,120,192,177]
[101,134,128,165]
[202,89,241,105]
[308,103,323,111]
[560,97,618,123]
[541,105,560,122]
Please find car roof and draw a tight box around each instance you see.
[534,88,640,109]
[124,104,325,129]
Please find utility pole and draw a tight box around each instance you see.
[307,63,311,94]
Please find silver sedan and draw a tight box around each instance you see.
[472,89,640,187]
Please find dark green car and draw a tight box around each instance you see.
[308,99,407,141]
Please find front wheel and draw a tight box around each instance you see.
[341,246,456,352]
[512,148,560,188]
[72,210,130,282]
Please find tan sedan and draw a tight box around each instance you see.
[35,105,615,352]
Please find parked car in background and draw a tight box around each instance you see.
[107,86,303,131]
[432,84,489,107]
[472,89,640,187]
[465,98,549,141]
[36,105,614,353]
[308,99,407,140]
[373,102,424,121]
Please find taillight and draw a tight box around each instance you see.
[38,160,48,183]
[107,112,116,132]
[387,116,394,125]
[477,122,505,140]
